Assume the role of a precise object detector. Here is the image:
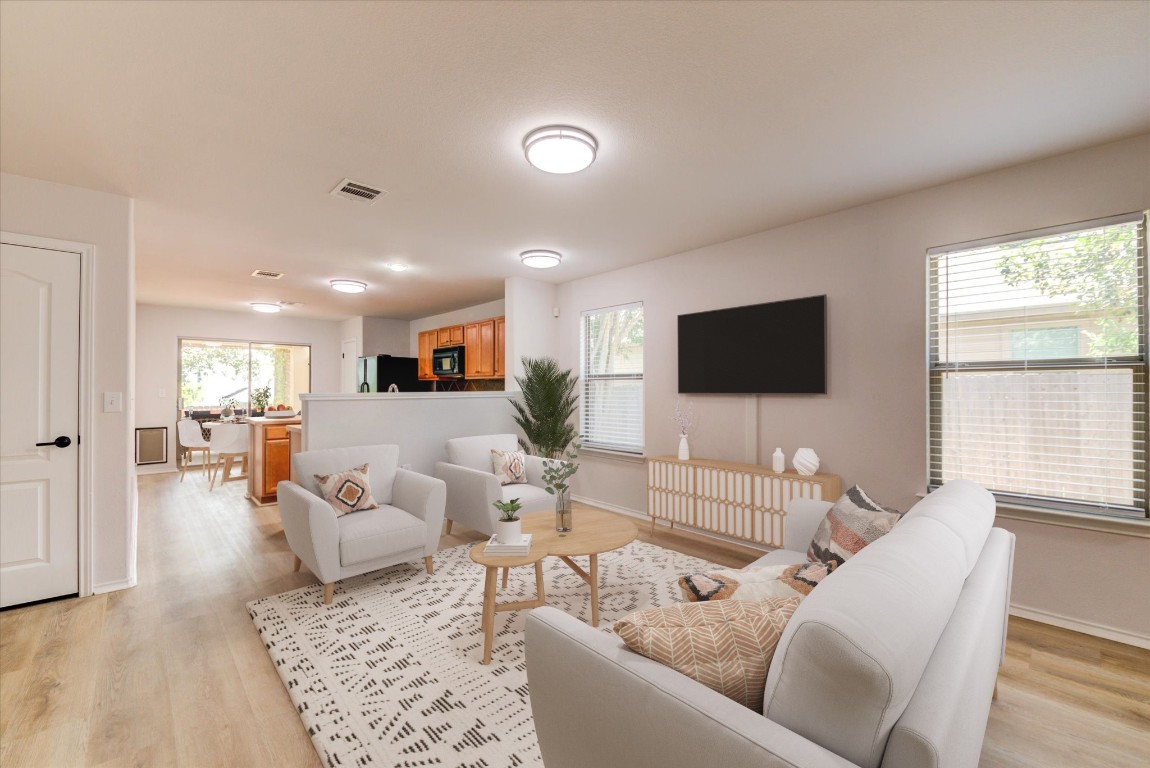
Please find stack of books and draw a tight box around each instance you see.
[484,533,533,556]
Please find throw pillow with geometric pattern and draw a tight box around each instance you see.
[614,596,801,710]
[679,561,832,602]
[491,449,527,485]
[806,484,902,570]
[314,463,379,517]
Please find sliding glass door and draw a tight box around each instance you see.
[178,338,311,417]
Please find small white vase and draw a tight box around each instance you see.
[678,434,690,461]
[495,519,521,544]
[771,447,785,473]
[793,448,820,476]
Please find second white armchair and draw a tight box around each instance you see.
[434,434,554,536]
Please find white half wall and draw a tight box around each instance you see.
[1,172,136,594]
[135,304,342,473]
[505,276,558,380]
[555,134,1150,644]
[301,391,519,475]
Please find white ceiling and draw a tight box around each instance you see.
[2,1,1148,321]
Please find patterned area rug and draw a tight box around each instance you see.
[248,540,718,768]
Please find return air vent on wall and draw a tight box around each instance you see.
[251,269,284,279]
[330,178,386,204]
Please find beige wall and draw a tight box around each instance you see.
[504,276,558,381]
[134,304,342,473]
[556,135,1150,643]
[1,172,136,593]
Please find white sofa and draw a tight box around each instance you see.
[526,479,1014,768]
[433,434,553,536]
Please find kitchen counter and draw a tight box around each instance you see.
[246,416,302,505]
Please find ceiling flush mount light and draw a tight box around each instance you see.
[523,125,597,174]
[251,302,282,313]
[330,279,367,294]
[520,250,562,269]
[386,263,409,272]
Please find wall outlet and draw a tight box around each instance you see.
[158,388,167,399]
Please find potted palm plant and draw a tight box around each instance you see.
[492,498,523,544]
[511,357,579,459]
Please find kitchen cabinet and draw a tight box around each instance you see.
[418,316,505,382]
[438,325,463,347]
[465,318,496,379]
[418,330,438,381]
[494,316,506,378]
[247,417,301,505]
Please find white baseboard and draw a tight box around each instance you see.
[572,495,645,520]
[92,577,136,595]
[1009,605,1150,650]
[135,465,178,476]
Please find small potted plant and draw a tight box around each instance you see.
[220,397,237,419]
[251,386,271,417]
[543,444,580,532]
[492,498,523,544]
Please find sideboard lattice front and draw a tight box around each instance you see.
[646,456,841,548]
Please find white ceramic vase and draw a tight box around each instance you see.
[793,447,820,476]
[678,434,690,461]
[495,518,522,544]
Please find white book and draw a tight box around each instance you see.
[484,533,533,555]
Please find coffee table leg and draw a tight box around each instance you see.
[534,560,546,606]
[589,553,600,627]
[481,566,497,665]
[502,567,509,589]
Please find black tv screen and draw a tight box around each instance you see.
[678,295,827,394]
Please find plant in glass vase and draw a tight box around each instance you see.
[491,498,523,544]
[543,444,580,532]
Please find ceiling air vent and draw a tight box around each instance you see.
[251,269,284,280]
[330,178,386,205]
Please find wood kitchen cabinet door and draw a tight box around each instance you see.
[494,316,506,378]
[465,318,496,378]
[263,437,291,497]
[438,325,463,347]
[418,330,438,380]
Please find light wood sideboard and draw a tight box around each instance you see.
[646,456,841,548]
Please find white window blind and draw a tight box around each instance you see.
[581,303,644,454]
[928,212,1147,518]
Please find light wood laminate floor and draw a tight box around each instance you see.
[1,472,1147,767]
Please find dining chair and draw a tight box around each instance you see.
[208,422,250,490]
[176,418,211,481]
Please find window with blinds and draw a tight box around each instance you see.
[581,303,644,454]
[928,212,1147,518]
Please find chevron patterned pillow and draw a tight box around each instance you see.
[614,596,801,710]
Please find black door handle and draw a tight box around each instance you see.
[36,436,72,448]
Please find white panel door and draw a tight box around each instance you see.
[0,242,80,607]
[341,339,358,393]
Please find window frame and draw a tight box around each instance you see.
[580,302,645,455]
[176,336,313,416]
[926,211,1149,519]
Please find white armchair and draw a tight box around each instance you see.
[277,444,446,604]
[434,434,553,536]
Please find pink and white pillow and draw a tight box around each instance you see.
[491,449,527,485]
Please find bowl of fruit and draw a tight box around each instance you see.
[264,404,297,419]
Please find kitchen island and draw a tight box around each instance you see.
[246,415,302,506]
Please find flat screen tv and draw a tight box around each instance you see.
[678,295,826,394]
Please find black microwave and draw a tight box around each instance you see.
[432,345,464,377]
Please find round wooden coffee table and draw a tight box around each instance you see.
[469,507,637,664]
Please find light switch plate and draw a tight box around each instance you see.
[103,392,123,412]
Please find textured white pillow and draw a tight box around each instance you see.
[491,449,527,485]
